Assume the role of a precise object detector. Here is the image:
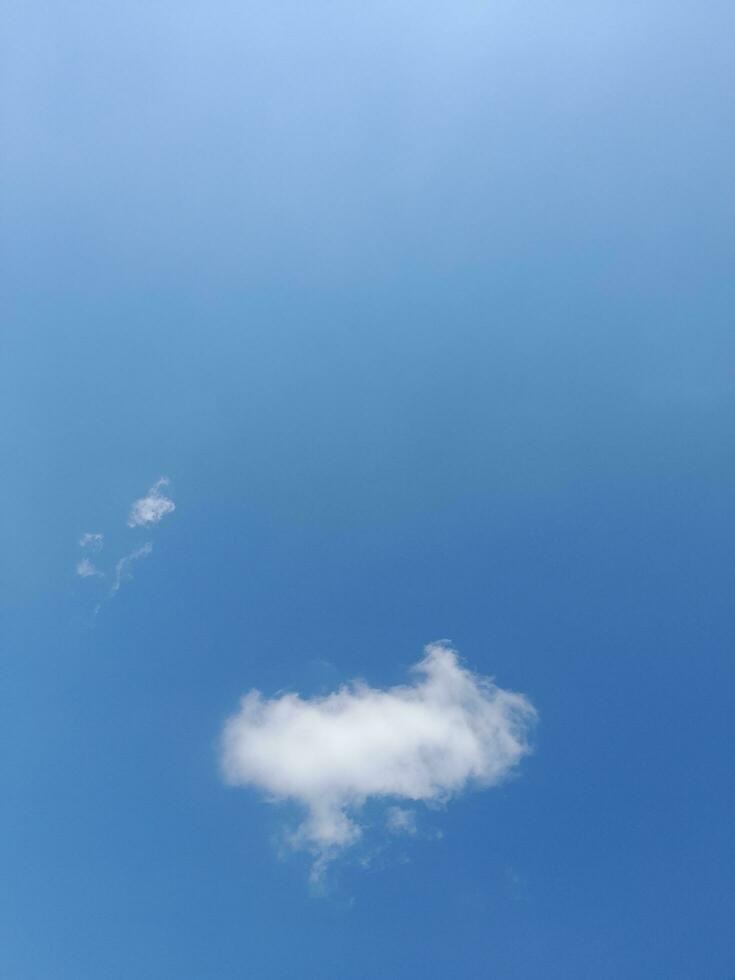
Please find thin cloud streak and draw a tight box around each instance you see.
[110,542,153,595]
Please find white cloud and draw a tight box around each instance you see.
[110,542,153,595]
[127,478,175,528]
[220,644,536,879]
[79,532,103,551]
[76,558,102,578]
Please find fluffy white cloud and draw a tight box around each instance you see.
[79,532,103,551]
[110,543,153,595]
[76,558,101,578]
[127,478,175,528]
[220,644,536,877]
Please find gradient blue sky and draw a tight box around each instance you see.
[2,2,734,977]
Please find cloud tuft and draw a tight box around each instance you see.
[386,806,417,835]
[79,532,103,551]
[76,558,102,578]
[127,478,175,528]
[220,644,536,878]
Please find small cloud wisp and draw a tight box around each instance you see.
[110,542,153,595]
[127,478,175,528]
[79,532,104,551]
[76,558,102,578]
[220,644,536,880]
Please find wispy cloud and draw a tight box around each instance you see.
[75,478,174,607]
[76,558,102,578]
[79,532,104,551]
[110,542,153,595]
[220,644,536,882]
[127,478,175,528]
[385,806,417,836]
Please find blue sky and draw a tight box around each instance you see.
[2,1,734,977]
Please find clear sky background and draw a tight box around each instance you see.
[2,2,734,977]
